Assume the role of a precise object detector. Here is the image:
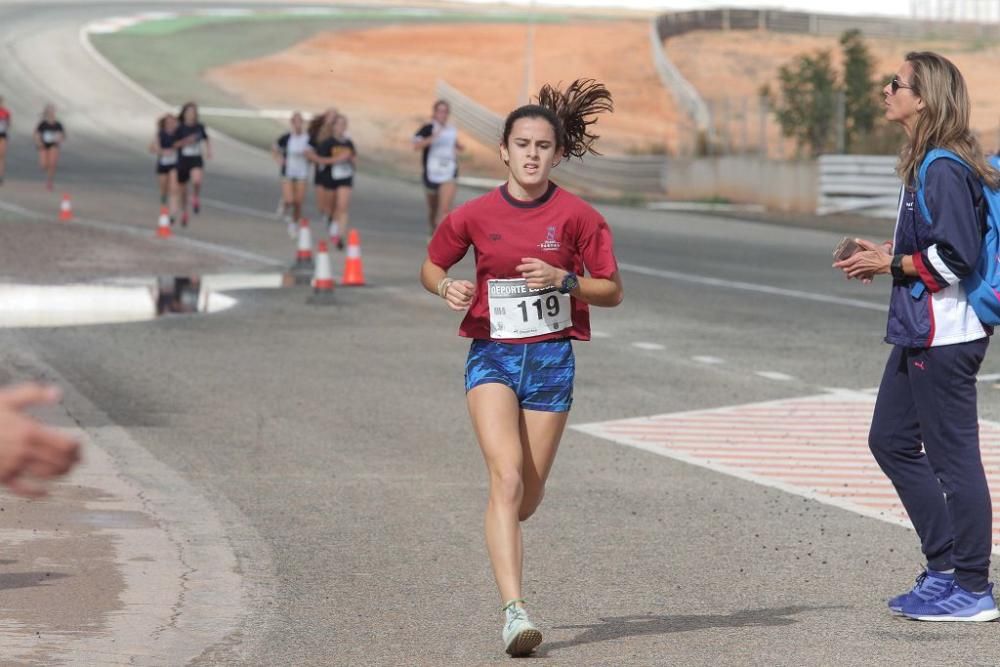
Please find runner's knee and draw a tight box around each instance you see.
[490,467,523,507]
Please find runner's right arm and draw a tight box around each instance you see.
[421,211,474,311]
[412,123,438,151]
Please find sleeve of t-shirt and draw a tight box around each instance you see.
[277,133,289,150]
[427,209,471,270]
[413,123,433,142]
[577,212,618,279]
[913,160,984,293]
[347,139,357,155]
[199,124,209,141]
[56,122,64,135]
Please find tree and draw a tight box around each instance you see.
[840,29,881,153]
[772,50,839,157]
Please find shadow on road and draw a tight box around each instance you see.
[534,605,841,657]
[0,571,69,590]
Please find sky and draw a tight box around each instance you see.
[454,0,915,18]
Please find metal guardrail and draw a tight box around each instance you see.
[647,19,711,137]
[436,80,667,195]
[817,154,900,218]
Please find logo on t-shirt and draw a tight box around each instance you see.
[538,225,560,252]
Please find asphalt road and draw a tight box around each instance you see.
[2,2,1000,665]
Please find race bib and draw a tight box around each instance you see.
[488,278,571,340]
[181,142,201,157]
[427,156,455,184]
[331,161,354,180]
[41,130,57,144]
[159,150,177,166]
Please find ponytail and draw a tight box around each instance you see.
[501,78,613,159]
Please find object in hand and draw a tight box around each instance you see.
[832,237,862,261]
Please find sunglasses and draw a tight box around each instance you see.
[889,77,915,94]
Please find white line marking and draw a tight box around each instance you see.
[632,342,666,351]
[692,355,724,364]
[755,371,794,381]
[0,199,284,268]
[590,330,611,339]
[618,262,886,312]
[979,373,1000,383]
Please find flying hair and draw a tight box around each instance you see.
[502,79,613,160]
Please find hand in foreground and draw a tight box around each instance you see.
[0,384,81,498]
[443,280,475,312]
[516,258,565,290]
[833,238,892,284]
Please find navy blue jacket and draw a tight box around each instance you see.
[888,159,991,348]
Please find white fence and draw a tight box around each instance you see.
[647,19,711,138]
[817,155,899,218]
[436,80,667,195]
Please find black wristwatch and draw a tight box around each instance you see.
[558,272,579,294]
[890,254,906,280]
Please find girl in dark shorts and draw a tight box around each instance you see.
[0,96,10,185]
[324,114,356,249]
[174,102,211,226]
[149,114,179,221]
[34,104,64,192]
[413,100,463,235]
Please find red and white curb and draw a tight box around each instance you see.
[573,390,1000,551]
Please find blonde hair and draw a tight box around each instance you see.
[898,51,1000,189]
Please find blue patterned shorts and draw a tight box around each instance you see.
[465,338,575,412]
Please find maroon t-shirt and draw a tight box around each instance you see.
[427,183,618,343]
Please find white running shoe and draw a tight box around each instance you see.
[502,601,542,657]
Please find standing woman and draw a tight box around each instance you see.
[413,100,463,236]
[149,114,179,220]
[34,104,64,192]
[273,111,311,238]
[835,52,999,621]
[420,79,621,656]
[0,96,10,185]
[174,102,211,224]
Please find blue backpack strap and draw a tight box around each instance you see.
[916,148,968,224]
[911,149,970,299]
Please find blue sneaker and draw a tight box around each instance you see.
[901,582,1000,622]
[887,570,954,613]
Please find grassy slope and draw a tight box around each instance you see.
[90,11,571,158]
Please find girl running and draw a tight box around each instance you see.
[324,114,356,250]
[413,100,463,235]
[34,104,64,192]
[835,52,999,621]
[273,111,311,238]
[307,108,337,235]
[420,79,621,657]
[0,96,9,185]
[149,114,179,221]
[174,102,211,225]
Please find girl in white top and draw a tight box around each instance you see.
[413,100,463,235]
[272,111,311,237]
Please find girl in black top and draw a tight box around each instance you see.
[34,104,64,192]
[174,102,211,225]
[307,108,337,233]
[0,95,10,185]
[149,114,179,218]
[322,114,356,249]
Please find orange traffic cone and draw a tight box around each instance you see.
[156,206,172,239]
[290,218,315,285]
[307,240,336,305]
[59,194,73,221]
[341,229,365,286]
